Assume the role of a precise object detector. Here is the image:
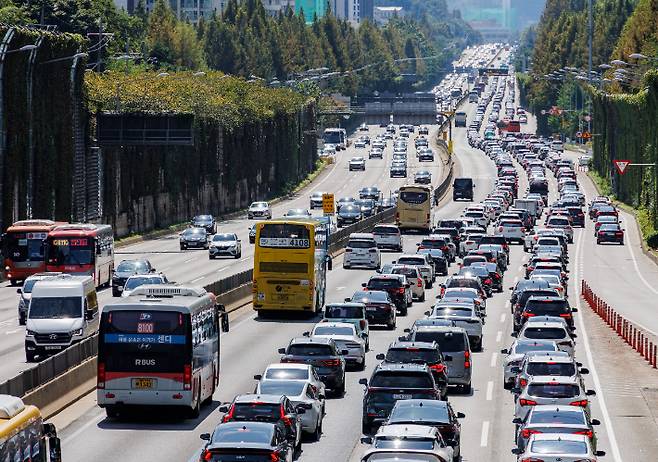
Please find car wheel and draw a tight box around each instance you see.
[596,239,601,245]
[461,382,472,394]
[426,280,433,289]
[399,306,408,316]
[19,315,25,326]
[209,255,214,260]
[419,292,426,302]
[362,418,372,435]
[620,240,624,245]
[235,251,241,259]
[313,416,323,441]
[335,378,346,397]
[9,279,18,287]
[358,359,366,371]
[180,245,185,250]
[187,385,201,419]
[387,317,396,330]
[25,350,36,362]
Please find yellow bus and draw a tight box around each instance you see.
[253,219,332,315]
[396,184,434,232]
[0,395,61,462]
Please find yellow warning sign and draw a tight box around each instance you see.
[322,193,335,215]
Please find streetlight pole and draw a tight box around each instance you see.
[587,0,593,136]
[26,36,45,219]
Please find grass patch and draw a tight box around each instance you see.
[588,170,613,198]
[282,159,328,196]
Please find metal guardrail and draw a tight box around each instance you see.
[328,207,397,252]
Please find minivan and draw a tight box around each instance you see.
[24,275,99,361]
[344,233,380,270]
[453,178,474,201]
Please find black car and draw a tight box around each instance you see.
[521,296,575,329]
[458,265,493,296]
[418,150,434,162]
[363,275,411,315]
[566,206,585,227]
[111,259,155,297]
[453,178,474,201]
[390,165,407,178]
[180,227,210,250]
[354,199,376,217]
[359,187,382,201]
[278,337,346,395]
[479,235,510,257]
[376,341,449,400]
[337,205,362,227]
[358,363,440,433]
[218,394,304,452]
[199,421,295,462]
[596,223,624,244]
[417,248,449,276]
[512,288,561,331]
[384,400,464,460]
[348,290,397,329]
[190,214,216,234]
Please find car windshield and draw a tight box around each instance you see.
[194,215,212,222]
[391,267,417,278]
[600,224,620,231]
[287,344,333,356]
[514,342,557,354]
[184,228,205,235]
[212,424,273,443]
[352,291,390,303]
[313,326,354,336]
[258,381,305,396]
[370,372,433,388]
[29,297,82,319]
[348,240,376,249]
[385,348,440,364]
[124,276,164,290]
[116,261,149,272]
[373,226,398,235]
[412,331,465,351]
[523,327,567,340]
[325,306,363,318]
[212,235,235,242]
[530,439,588,454]
[264,367,309,380]
[251,202,267,208]
[528,383,580,398]
[398,258,425,266]
[525,300,568,315]
[527,362,576,376]
[530,410,586,425]
[374,438,435,450]
[389,403,449,424]
[368,279,401,289]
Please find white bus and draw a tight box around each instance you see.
[323,128,348,150]
[97,285,229,418]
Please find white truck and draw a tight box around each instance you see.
[513,199,540,220]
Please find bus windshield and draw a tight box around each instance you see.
[258,224,310,249]
[46,237,94,266]
[323,130,343,145]
[2,231,47,262]
[100,310,189,373]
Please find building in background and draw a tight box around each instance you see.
[373,6,403,25]
[295,0,327,21]
[114,0,222,23]
[360,0,373,21]
[332,0,360,24]
[262,0,296,16]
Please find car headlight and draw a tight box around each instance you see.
[71,328,83,336]
[26,330,36,336]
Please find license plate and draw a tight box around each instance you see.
[44,346,62,350]
[132,378,155,389]
[273,294,289,302]
[366,307,377,311]
[393,394,412,400]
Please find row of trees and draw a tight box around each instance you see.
[1,0,479,95]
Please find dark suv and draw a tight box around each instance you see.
[278,337,347,395]
[376,341,449,400]
[190,214,216,234]
[512,289,561,331]
[358,363,440,433]
[348,290,397,329]
[520,296,575,330]
[111,259,155,297]
[218,394,304,451]
[362,275,411,315]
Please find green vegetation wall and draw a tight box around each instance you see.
[86,71,316,237]
[592,70,658,238]
[0,26,86,230]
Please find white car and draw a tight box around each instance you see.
[344,233,381,269]
[247,201,272,219]
[514,376,594,422]
[515,433,605,461]
[372,224,403,251]
[495,218,525,243]
[208,233,241,259]
[500,339,560,389]
[121,274,169,297]
[517,320,575,356]
[310,322,366,370]
[460,233,485,256]
[430,302,484,351]
[255,378,325,439]
[255,363,326,398]
[395,254,435,288]
[349,157,366,171]
[462,210,488,228]
[546,215,574,242]
[355,139,367,149]
[361,424,453,462]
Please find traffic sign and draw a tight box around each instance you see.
[582,132,591,139]
[613,160,631,175]
[576,131,582,138]
[322,193,335,214]
[541,110,546,115]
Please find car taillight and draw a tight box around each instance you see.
[498,226,503,232]
[222,404,236,423]
[360,320,367,330]
[574,429,594,438]
[484,278,492,285]
[570,399,588,407]
[559,313,572,318]
[270,450,281,462]
[521,227,526,233]
[521,428,541,439]
[522,312,535,318]
[345,248,352,252]
[519,398,537,406]
[417,278,422,287]
[494,273,501,279]
[430,363,446,373]
[280,405,292,427]
[615,232,623,237]
[519,378,528,388]
[441,246,448,252]
[323,359,341,367]
[97,362,106,389]
[201,449,213,461]
[464,351,471,369]
[397,287,405,294]
[183,364,192,390]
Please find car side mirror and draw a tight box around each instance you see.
[510,332,517,337]
[391,260,396,264]
[403,328,411,333]
[344,298,351,302]
[278,348,286,354]
[586,389,596,396]
[571,308,578,312]
[591,418,601,425]
[424,310,430,316]
[376,353,385,360]
[398,336,407,341]
[361,282,367,287]
[218,405,229,413]
[302,331,310,337]
[327,257,333,271]
[360,436,373,444]
[595,451,606,457]
[253,374,262,381]
[200,433,211,441]
[16,289,21,294]
[358,378,368,386]
[571,333,578,338]
[512,417,522,424]
[85,310,95,321]
[444,355,453,361]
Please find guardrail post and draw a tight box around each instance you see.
[653,344,657,368]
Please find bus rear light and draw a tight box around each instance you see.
[97,362,106,389]
[183,364,192,390]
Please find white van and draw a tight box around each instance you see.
[343,233,381,270]
[24,275,99,362]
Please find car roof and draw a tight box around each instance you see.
[233,394,284,404]
[389,341,438,350]
[374,362,430,373]
[289,337,334,346]
[528,375,579,385]
[376,424,437,438]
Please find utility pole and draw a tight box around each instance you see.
[587,0,593,136]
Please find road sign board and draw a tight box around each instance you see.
[322,193,335,214]
[541,110,546,115]
[613,160,631,175]
[582,132,591,139]
[576,131,582,138]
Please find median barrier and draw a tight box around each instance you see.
[581,280,657,368]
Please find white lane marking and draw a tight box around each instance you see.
[480,421,490,447]
[184,257,195,263]
[239,258,249,262]
[500,313,506,323]
[191,276,204,283]
[489,353,497,367]
[486,380,494,400]
[336,286,345,291]
[573,229,623,462]
[62,413,105,445]
[513,276,519,284]
[5,329,21,335]
[496,331,502,343]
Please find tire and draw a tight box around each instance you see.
[188,385,201,419]
[209,255,214,260]
[461,382,472,394]
[362,418,372,435]
[426,280,433,289]
[9,279,19,287]
[335,378,346,397]
[419,292,426,302]
[235,251,241,259]
[399,306,408,316]
[596,240,601,245]
[19,315,25,326]
[25,350,36,362]
[620,240,624,245]
[358,359,366,371]
[387,317,396,330]
[313,416,323,441]
[105,406,119,419]
[180,245,186,250]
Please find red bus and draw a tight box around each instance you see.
[1,220,65,286]
[504,120,521,133]
[45,224,114,287]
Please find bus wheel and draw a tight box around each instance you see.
[188,386,201,419]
